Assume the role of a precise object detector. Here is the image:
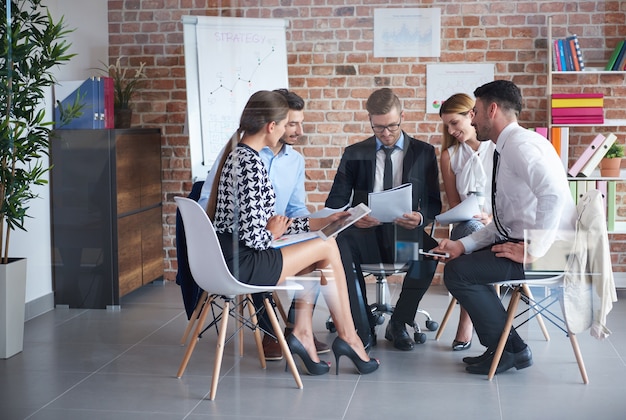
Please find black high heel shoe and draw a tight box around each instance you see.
[332,337,379,375]
[286,334,330,375]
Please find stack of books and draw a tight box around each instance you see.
[551,93,604,125]
[552,35,585,71]
[605,40,626,71]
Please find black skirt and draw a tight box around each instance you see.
[217,232,283,286]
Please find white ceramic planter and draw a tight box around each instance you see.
[0,258,27,359]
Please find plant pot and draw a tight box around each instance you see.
[600,157,622,178]
[114,108,133,129]
[0,258,27,359]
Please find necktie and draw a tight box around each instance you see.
[383,147,394,190]
[491,150,509,239]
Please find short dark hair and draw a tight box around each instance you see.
[274,88,305,111]
[473,80,522,116]
[366,88,402,115]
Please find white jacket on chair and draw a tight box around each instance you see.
[563,189,617,339]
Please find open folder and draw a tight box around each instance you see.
[271,203,371,248]
[368,183,412,223]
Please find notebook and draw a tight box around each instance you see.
[271,203,371,248]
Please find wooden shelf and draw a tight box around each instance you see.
[548,16,625,234]
[552,119,626,127]
[551,68,626,75]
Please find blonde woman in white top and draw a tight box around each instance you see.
[439,93,494,351]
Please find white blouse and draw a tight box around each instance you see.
[447,140,495,213]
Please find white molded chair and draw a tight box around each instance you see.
[174,197,304,400]
[487,189,616,384]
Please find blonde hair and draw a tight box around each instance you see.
[439,93,475,151]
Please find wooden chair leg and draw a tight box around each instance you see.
[180,290,209,346]
[435,296,456,341]
[568,331,589,384]
[272,292,290,326]
[246,294,266,369]
[237,295,245,357]
[488,286,522,380]
[264,296,303,390]
[521,283,551,341]
[209,299,231,401]
[177,294,215,378]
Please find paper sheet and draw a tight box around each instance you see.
[435,194,481,225]
[368,183,412,223]
[308,204,349,218]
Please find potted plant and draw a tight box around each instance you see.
[1,0,75,358]
[97,57,146,128]
[600,142,624,177]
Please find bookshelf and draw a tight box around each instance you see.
[547,16,626,237]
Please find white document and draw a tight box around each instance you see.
[368,183,412,223]
[308,204,349,218]
[435,194,481,225]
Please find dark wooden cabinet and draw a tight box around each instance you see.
[50,128,163,308]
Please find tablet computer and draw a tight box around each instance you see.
[272,203,371,247]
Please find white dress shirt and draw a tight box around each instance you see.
[373,134,405,192]
[460,122,577,258]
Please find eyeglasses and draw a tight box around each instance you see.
[371,118,402,134]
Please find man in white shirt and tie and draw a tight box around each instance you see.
[433,80,577,375]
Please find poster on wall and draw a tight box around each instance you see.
[374,8,441,58]
[425,64,495,114]
[182,16,289,180]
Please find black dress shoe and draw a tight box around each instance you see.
[463,348,494,365]
[384,321,415,351]
[465,346,533,375]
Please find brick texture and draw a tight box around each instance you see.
[107,0,626,282]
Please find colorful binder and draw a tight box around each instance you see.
[577,133,617,177]
[607,181,616,231]
[54,77,99,129]
[101,76,115,129]
[567,35,585,71]
[567,133,606,177]
[605,40,624,71]
[54,77,115,129]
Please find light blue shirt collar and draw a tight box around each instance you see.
[375,132,404,151]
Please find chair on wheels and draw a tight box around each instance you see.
[174,197,304,400]
[487,190,616,383]
[361,232,440,344]
[361,262,439,344]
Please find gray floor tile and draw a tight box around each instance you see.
[1,281,624,420]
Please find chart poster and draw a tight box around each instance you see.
[374,8,441,58]
[425,64,495,114]
[183,16,289,180]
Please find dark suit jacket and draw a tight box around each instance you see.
[326,132,442,228]
[176,181,205,319]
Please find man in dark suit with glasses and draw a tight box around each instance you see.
[326,88,442,351]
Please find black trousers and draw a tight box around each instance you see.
[338,224,438,326]
[443,247,526,350]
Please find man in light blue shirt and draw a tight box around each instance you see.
[258,133,308,218]
[198,89,373,360]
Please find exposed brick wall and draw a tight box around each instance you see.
[107,0,626,282]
